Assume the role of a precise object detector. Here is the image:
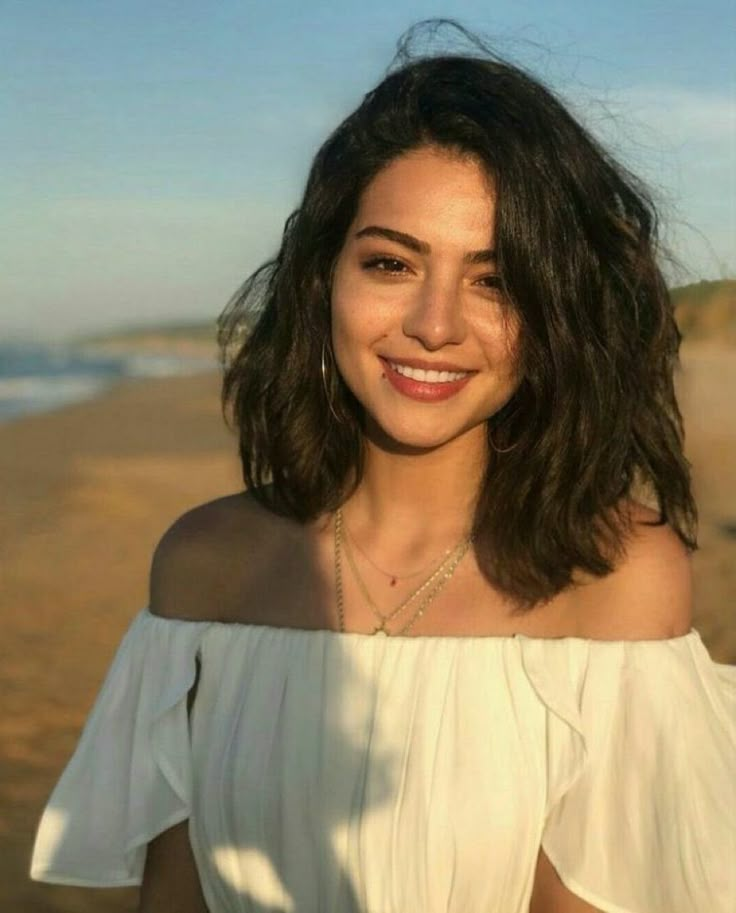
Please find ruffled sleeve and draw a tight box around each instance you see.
[30,609,210,887]
[521,629,736,913]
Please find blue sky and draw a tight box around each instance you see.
[2,0,734,340]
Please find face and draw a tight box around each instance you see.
[330,146,521,452]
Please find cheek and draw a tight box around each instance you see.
[330,289,373,385]
[330,286,390,350]
[331,296,362,353]
[474,309,521,371]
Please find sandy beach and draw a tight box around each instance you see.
[2,371,241,912]
[3,346,735,911]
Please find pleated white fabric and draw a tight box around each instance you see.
[31,609,736,913]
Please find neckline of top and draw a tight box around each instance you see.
[141,608,699,647]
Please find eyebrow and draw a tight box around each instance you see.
[354,225,496,265]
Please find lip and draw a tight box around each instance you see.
[378,356,475,402]
[379,355,476,373]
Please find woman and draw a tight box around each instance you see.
[31,23,736,913]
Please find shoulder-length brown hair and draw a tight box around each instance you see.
[218,22,697,610]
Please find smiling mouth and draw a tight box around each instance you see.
[385,360,472,384]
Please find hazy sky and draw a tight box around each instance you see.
[2,0,735,341]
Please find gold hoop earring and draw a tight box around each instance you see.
[321,340,341,423]
[488,426,520,454]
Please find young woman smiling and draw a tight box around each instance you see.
[31,22,735,913]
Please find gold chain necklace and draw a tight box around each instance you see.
[341,514,466,621]
[334,508,472,636]
[342,516,454,586]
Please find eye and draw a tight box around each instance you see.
[360,255,410,274]
[475,274,503,292]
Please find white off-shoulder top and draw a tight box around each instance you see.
[31,609,736,913]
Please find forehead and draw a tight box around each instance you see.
[353,147,496,238]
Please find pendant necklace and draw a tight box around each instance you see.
[334,507,472,636]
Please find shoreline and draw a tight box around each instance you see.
[0,339,219,427]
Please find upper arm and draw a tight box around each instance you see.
[149,496,248,621]
[143,506,234,908]
[139,821,209,913]
[530,847,603,913]
[149,506,214,620]
[572,504,693,640]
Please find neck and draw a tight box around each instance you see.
[343,423,489,563]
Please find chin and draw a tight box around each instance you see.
[365,412,485,454]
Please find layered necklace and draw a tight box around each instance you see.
[333,507,472,636]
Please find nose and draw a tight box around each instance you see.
[401,274,467,350]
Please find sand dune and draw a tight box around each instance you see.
[2,347,734,911]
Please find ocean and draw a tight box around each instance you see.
[0,341,217,423]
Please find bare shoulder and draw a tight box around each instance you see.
[569,499,693,641]
[149,489,305,622]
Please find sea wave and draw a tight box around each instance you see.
[0,373,114,422]
[0,342,217,423]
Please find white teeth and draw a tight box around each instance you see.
[389,362,469,383]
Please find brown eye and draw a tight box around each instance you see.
[361,256,409,274]
[476,274,503,290]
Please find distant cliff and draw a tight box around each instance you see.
[76,320,218,357]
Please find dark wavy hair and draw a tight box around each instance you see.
[218,21,697,609]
